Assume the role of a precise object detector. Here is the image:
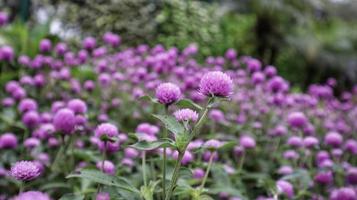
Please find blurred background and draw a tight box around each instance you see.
[0,0,357,92]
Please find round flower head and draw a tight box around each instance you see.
[96,160,115,175]
[276,180,294,199]
[82,36,96,50]
[67,99,87,114]
[287,112,308,129]
[0,133,17,149]
[324,132,343,147]
[314,171,333,185]
[240,136,256,149]
[330,187,357,200]
[39,39,52,53]
[95,123,118,139]
[18,98,38,113]
[96,192,110,200]
[10,161,40,181]
[53,108,76,134]
[347,167,357,185]
[192,168,205,180]
[173,108,198,122]
[22,111,40,129]
[204,139,222,151]
[199,71,233,97]
[155,82,181,105]
[14,191,51,200]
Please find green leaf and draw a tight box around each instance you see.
[139,95,158,104]
[59,193,84,200]
[176,98,203,110]
[40,182,70,190]
[199,195,215,200]
[131,139,175,151]
[218,141,237,151]
[66,169,140,194]
[152,114,185,136]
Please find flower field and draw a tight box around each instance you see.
[1,23,357,199]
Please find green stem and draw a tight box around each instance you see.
[199,152,215,189]
[102,142,107,173]
[142,151,147,187]
[162,105,169,199]
[165,152,184,200]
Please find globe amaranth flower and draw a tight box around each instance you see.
[39,39,52,53]
[95,123,118,139]
[287,112,308,129]
[136,123,159,136]
[199,71,233,97]
[0,133,17,149]
[18,98,38,113]
[330,187,357,200]
[173,108,198,122]
[22,111,40,129]
[314,171,333,185]
[10,161,41,181]
[240,135,256,149]
[96,192,110,200]
[96,160,115,175]
[347,167,357,185]
[14,191,51,200]
[67,98,87,114]
[204,139,222,151]
[192,168,205,180]
[53,108,76,134]
[324,131,343,147]
[155,82,181,105]
[276,180,294,199]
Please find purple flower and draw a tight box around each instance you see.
[24,137,40,149]
[204,139,222,151]
[0,133,17,149]
[347,167,357,185]
[39,39,52,53]
[96,160,115,175]
[0,45,14,61]
[277,165,293,175]
[0,12,8,26]
[14,191,51,200]
[10,161,41,181]
[96,192,110,200]
[277,180,294,199]
[82,37,96,50]
[209,109,225,122]
[303,136,319,148]
[199,71,233,97]
[67,99,87,114]
[18,98,38,113]
[192,168,205,180]
[314,171,333,185]
[155,82,181,105]
[22,111,40,129]
[287,136,303,148]
[325,132,343,147]
[53,108,76,134]
[173,108,198,122]
[95,123,118,139]
[330,187,357,200]
[240,136,256,149]
[287,112,308,129]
